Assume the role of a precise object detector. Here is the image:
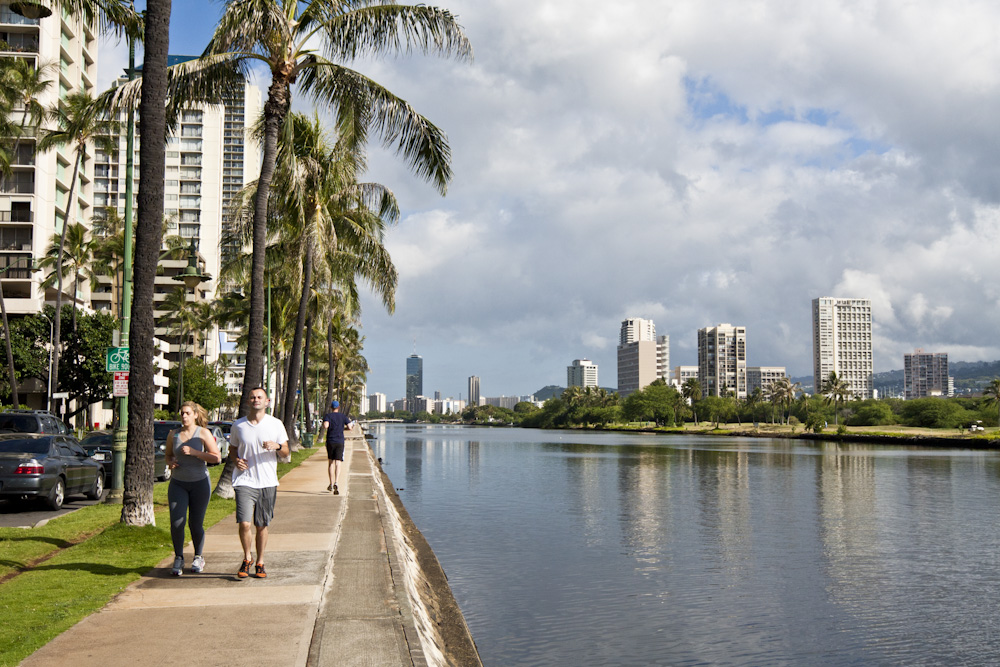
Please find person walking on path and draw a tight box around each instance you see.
[165,401,221,576]
[321,400,355,495]
[230,386,289,579]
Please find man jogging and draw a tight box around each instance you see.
[322,400,355,495]
[230,386,288,579]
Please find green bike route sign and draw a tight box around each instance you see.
[106,347,130,372]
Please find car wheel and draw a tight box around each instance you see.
[47,478,65,510]
[86,471,104,500]
[160,465,171,482]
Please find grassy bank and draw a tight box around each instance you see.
[0,446,315,667]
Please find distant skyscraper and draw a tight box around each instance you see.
[406,354,423,409]
[812,297,874,399]
[698,324,747,398]
[567,359,599,388]
[617,318,668,397]
[904,349,950,399]
[468,376,480,406]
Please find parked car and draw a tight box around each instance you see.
[0,433,104,509]
[81,429,169,482]
[0,410,70,435]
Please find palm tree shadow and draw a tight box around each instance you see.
[28,561,150,576]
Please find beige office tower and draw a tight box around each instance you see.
[697,323,747,398]
[1,4,97,407]
[812,297,874,399]
[617,318,668,397]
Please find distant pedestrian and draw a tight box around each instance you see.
[230,386,289,579]
[322,400,355,495]
[165,401,221,576]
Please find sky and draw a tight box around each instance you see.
[99,0,1000,402]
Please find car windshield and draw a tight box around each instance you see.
[0,415,38,433]
[154,423,179,440]
[0,438,48,453]
[81,433,112,448]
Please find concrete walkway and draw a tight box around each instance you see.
[22,436,462,667]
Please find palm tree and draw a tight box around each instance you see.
[822,371,852,426]
[561,385,583,408]
[36,92,117,413]
[982,378,1000,427]
[767,377,801,425]
[156,0,471,418]
[682,378,702,424]
[39,222,93,332]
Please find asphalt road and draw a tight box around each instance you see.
[0,489,110,528]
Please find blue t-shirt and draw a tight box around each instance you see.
[324,411,353,444]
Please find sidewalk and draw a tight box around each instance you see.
[22,436,441,667]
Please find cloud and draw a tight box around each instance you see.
[118,0,1000,399]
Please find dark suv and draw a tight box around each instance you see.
[0,410,70,435]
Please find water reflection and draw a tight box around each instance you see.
[372,425,1000,665]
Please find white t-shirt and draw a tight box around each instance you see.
[231,414,289,489]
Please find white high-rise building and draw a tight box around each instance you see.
[1,5,97,312]
[567,359,598,388]
[368,392,387,413]
[812,297,874,399]
[747,366,787,395]
[697,323,747,398]
[617,318,669,397]
[91,69,261,389]
[1,5,98,410]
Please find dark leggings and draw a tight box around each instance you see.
[168,476,211,558]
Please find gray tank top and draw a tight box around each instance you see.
[171,427,210,482]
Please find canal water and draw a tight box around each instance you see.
[369,423,1000,666]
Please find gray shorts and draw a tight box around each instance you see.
[234,486,277,527]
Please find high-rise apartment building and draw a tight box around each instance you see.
[903,349,950,399]
[697,323,747,398]
[567,359,598,388]
[367,392,387,413]
[468,375,480,406]
[91,66,262,378]
[617,317,669,397]
[812,297,874,399]
[406,354,423,409]
[1,4,97,409]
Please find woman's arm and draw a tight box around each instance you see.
[200,428,222,464]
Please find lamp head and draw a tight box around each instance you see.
[9,0,52,19]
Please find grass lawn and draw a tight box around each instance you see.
[0,446,315,667]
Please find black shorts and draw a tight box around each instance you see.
[325,441,345,461]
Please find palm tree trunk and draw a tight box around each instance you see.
[123,0,170,526]
[282,243,313,443]
[325,322,334,409]
[302,314,313,432]
[50,155,80,413]
[1,282,19,407]
[240,79,290,419]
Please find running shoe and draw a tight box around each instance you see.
[333,484,339,495]
[191,555,205,573]
[255,563,267,579]
[327,484,334,492]
[238,559,252,578]
[171,556,184,576]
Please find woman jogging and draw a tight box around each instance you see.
[166,401,221,575]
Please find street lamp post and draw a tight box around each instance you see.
[0,257,41,407]
[171,238,209,411]
[108,32,137,504]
